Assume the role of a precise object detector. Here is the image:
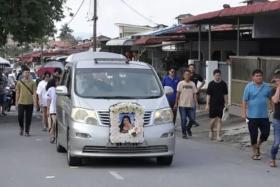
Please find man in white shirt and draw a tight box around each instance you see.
[36,72,51,131]
[174,70,198,139]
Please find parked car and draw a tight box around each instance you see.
[56,51,175,166]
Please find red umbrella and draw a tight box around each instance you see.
[37,67,57,77]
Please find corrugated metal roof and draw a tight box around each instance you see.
[133,24,191,36]
[106,37,134,46]
[134,36,185,46]
[182,0,280,24]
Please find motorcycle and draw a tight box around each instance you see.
[4,85,15,112]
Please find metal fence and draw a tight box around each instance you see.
[231,56,280,105]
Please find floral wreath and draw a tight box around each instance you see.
[109,102,144,144]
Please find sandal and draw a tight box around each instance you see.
[251,155,261,160]
[25,132,30,137]
[19,129,23,136]
[256,148,261,157]
[50,137,55,144]
[270,160,277,168]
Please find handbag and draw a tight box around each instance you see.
[222,107,229,121]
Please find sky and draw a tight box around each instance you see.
[55,0,245,39]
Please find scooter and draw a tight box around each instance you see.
[3,85,15,112]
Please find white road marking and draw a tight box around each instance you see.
[45,176,55,179]
[70,166,79,169]
[109,171,124,180]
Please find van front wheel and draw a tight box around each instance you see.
[67,153,81,166]
[56,125,66,153]
[67,136,81,166]
[157,156,173,166]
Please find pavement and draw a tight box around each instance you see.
[175,105,279,159]
[0,107,279,187]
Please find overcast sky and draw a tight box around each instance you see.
[55,0,245,39]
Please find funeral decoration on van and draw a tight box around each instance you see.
[110,103,144,143]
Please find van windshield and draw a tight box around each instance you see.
[75,68,163,99]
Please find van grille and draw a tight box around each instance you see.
[98,111,152,126]
[83,145,168,154]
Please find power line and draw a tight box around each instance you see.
[67,0,86,25]
[119,0,159,26]
[86,0,93,21]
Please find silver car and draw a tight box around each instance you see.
[56,51,175,166]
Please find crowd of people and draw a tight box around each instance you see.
[15,65,62,143]
[162,65,280,168]
[1,62,280,168]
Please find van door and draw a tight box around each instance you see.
[57,67,73,148]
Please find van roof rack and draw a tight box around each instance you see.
[94,58,129,64]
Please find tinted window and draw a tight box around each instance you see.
[75,68,162,99]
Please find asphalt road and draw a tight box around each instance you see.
[0,112,279,187]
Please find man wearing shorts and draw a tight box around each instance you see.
[242,69,271,160]
[206,69,228,142]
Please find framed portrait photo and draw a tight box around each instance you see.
[109,103,144,144]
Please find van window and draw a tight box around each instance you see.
[75,68,163,99]
[61,69,69,86]
[66,69,72,91]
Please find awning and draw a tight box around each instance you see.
[144,41,186,48]
[106,37,134,46]
[0,57,9,64]
[181,0,280,24]
[0,57,10,68]
[134,36,186,46]
[133,24,192,36]
[19,51,69,63]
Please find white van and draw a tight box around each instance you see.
[56,52,175,166]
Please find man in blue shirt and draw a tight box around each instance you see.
[162,67,179,123]
[242,69,271,160]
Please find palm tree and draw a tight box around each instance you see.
[58,24,77,45]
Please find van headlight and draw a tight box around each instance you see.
[153,108,173,125]
[71,108,98,125]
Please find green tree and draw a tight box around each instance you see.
[59,23,77,45]
[0,0,66,46]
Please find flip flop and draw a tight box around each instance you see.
[251,154,261,160]
[270,160,277,168]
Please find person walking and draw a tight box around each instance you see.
[0,68,8,116]
[46,79,57,143]
[162,67,179,123]
[16,66,36,136]
[206,69,228,142]
[242,69,271,160]
[189,64,205,127]
[174,70,198,139]
[36,72,51,131]
[53,68,62,81]
[270,73,280,167]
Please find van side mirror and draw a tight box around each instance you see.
[56,85,70,96]
[164,86,174,96]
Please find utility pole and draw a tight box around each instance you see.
[92,0,98,51]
